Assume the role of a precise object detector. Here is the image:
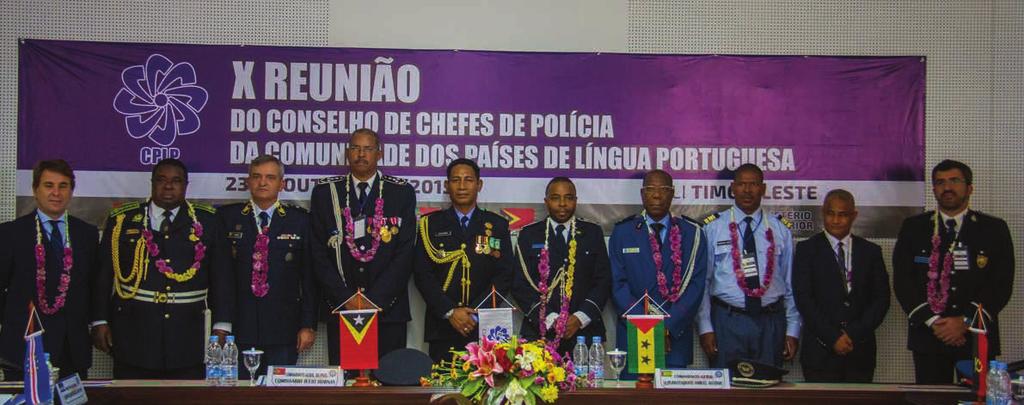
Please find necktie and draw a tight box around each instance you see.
[357,182,369,207]
[651,223,665,248]
[837,241,850,292]
[258,211,270,230]
[160,211,173,234]
[743,216,761,314]
[460,215,470,230]
[944,219,958,245]
[554,224,566,244]
[48,220,63,252]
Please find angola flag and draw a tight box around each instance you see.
[970,307,989,400]
[626,315,665,374]
[338,309,379,370]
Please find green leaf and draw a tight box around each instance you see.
[461,378,483,398]
[521,376,535,389]
[487,385,506,405]
[525,392,537,405]
[528,384,544,397]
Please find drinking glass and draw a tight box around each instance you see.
[607,349,627,388]
[242,348,264,387]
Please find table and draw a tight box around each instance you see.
[1,380,975,404]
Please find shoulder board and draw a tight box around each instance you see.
[421,208,444,217]
[191,202,216,214]
[679,215,701,227]
[381,174,409,185]
[702,212,721,225]
[615,214,638,226]
[108,201,142,217]
[775,214,793,229]
[317,175,346,185]
[281,202,308,211]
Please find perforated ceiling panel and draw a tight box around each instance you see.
[628,0,1023,383]
[0,0,330,379]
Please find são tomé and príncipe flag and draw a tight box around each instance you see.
[626,315,665,374]
[338,309,379,370]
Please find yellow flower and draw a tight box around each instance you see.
[547,367,566,384]
[539,384,559,403]
[462,361,472,372]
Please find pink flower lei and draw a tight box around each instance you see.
[647,216,685,303]
[536,218,577,341]
[728,215,776,298]
[34,216,73,315]
[250,203,274,297]
[141,202,206,282]
[926,213,953,313]
[344,174,385,263]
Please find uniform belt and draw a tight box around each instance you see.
[711,296,782,314]
[119,284,207,304]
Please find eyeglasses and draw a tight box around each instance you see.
[151,177,186,186]
[932,178,967,187]
[641,186,675,195]
[346,146,379,154]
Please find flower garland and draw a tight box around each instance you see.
[536,218,578,342]
[34,216,73,315]
[141,202,205,283]
[644,214,685,303]
[250,202,278,298]
[728,210,776,297]
[343,174,385,262]
[927,212,954,314]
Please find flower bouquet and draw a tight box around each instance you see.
[427,336,578,404]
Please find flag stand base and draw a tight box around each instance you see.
[353,369,372,387]
[636,373,654,389]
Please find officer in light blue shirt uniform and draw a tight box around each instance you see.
[696,164,801,368]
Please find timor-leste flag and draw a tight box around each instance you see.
[626,315,665,374]
[338,309,379,370]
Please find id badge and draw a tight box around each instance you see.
[741,251,759,278]
[953,243,970,271]
[353,215,366,239]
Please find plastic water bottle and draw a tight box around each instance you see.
[205,336,222,386]
[589,336,605,387]
[573,336,589,378]
[995,361,1012,405]
[222,335,239,386]
[43,353,56,405]
[987,360,1008,405]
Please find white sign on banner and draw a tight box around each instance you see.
[654,368,731,389]
[265,366,346,387]
[478,307,514,342]
[55,373,88,405]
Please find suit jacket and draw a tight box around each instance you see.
[511,218,610,352]
[414,207,514,342]
[93,201,233,370]
[0,213,98,373]
[793,232,890,370]
[309,174,416,324]
[893,210,1014,355]
[608,215,707,366]
[218,202,318,346]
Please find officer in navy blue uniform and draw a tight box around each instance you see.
[219,155,317,379]
[894,160,1015,384]
[511,177,611,356]
[0,160,98,380]
[608,170,708,370]
[414,158,514,363]
[91,159,233,379]
[310,129,417,364]
[697,164,801,368]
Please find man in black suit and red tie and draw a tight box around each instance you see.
[793,189,890,382]
[894,160,1014,384]
[0,159,99,379]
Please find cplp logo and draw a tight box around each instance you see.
[112,54,208,164]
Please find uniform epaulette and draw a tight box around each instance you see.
[317,175,346,185]
[191,202,217,214]
[615,215,638,225]
[702,212,721,225]
[108,201,141,217]
[680,215,701,227]
[381,174,409,185]
[421,208,444,217]
[775,214,793,229]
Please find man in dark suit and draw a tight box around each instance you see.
[219,155,317,379]
[610,170,707,369]
[310,128,417,364]
[0,160,98,380]
[793,189,890,382]
[512,177,610,356]
[91,158,233,379]
[414,158,514,362]
[894,160,1015,384]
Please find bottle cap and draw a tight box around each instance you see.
[577,336,586,343]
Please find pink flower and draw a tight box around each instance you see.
[464,337,503,387]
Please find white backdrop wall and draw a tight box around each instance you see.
[1,0,1020,383]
